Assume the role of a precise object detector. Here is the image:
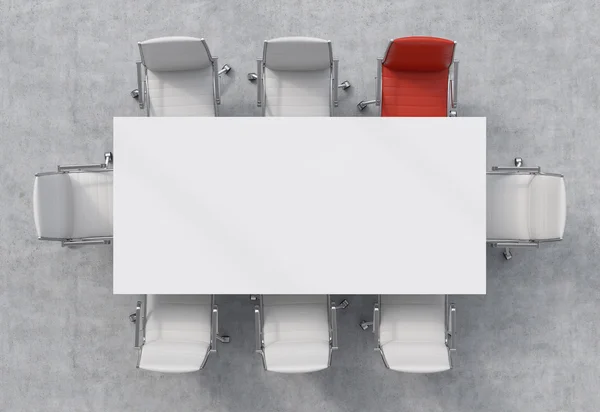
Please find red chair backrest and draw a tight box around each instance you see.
[381,37,455,117]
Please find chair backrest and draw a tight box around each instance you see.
[33,172,113,239]
[262,37,333,117]
[33,174,73,238]
[139,295,212,373]
[262,295,330,373]
[487,174,567,241]
[139,37,216,117]
[379,295,450,373]
[381,36,455,117]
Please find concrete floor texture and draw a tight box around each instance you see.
[1,0,599,411]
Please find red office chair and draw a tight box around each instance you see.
[357,37,458,117]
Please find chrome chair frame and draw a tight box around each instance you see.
[247,40,351,116]
[131,38,232,116]
[253,295,349,370]
[357,39,459,117]
[130,294,230,370]
[35,152,113,247]
[487,157,565,260]
[360,295,456,370]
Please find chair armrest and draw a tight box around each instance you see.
[136,61,145,109]
[211,305,218,351]
[488,240,540,248]
[375,58,382,106]
[490,166,541,173]
[58,164,110,172]
[134,301,142,348]
[256,59,263,108]
[330,301,338,350]
[452,59,459,109]
[62,237,112,246]
[332,59,339,108]
[213,57,222,105]
[373,303,380,350]
[254,305,263,353]
[447,303,456,351]
[58,152,113,172]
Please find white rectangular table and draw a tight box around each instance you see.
[113,117,486,294]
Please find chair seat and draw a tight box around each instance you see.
[70,172,113,238]
[139,340,210,373]
[262,295,330,373]
[381,66,449,117]
[33,171,113,239]
[487,174,566,240]
[147,68,215,117]
[380,295,446,344]
[262,297,329,347]
[528,174,566,239]
[264,68,331,117]
[381,342,450,373]
[264,341,330,373]
[139,295,212,373]
[379,295,449,373]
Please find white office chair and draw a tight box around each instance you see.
[130,295,230,373]
[33,152,113,247]
[131,36,232,116]
[253,295,349,373]
[360,295,456,373]
[487,157,567,260]
[247,36,351,116]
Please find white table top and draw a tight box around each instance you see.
[113,117,486,295]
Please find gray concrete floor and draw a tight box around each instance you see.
[1,0,599,411]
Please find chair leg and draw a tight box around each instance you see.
[247,72,258,81]
[359,320,373,330]
[129,313,137,323]
[130,89,139,99]
[334,299,349,310]
[217,334,230,343]
[514,157,523,167]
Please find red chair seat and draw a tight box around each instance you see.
[381,67,449,117]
